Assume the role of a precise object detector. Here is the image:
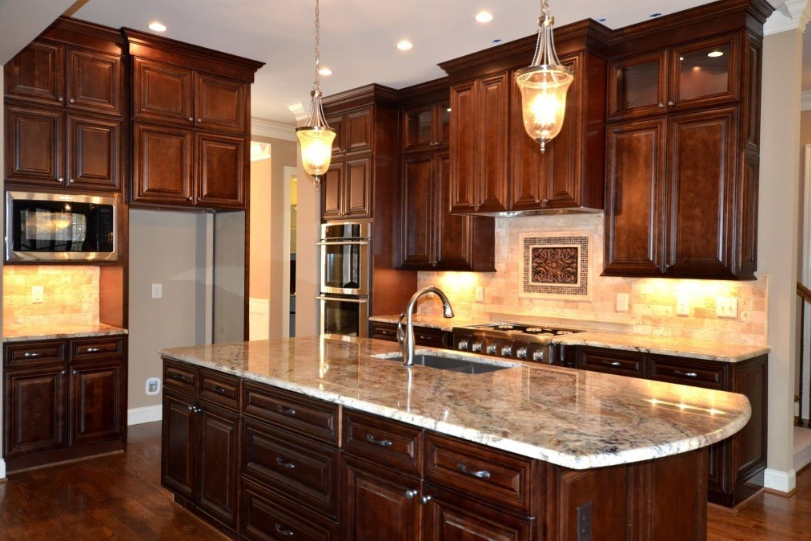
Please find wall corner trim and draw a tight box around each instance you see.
[764,467,797,493]
[803,91,811,111]
[251,117,297,142]
[0,458,6,480]
[764,0,811,35]
[127,404,163,426]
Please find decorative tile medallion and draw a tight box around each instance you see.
[519,233,591,299]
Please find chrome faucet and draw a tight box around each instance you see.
[397,286,454,366]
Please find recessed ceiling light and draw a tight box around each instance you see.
[148,21,167,32]
[318,67,333,76]
[649,12,662,18]
[475,11,494,23]
[707,50,724,58]
[397,40,413,51]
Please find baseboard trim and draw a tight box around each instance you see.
[128,405,162,426]
[0,458,6,480]
[764,467,797,493]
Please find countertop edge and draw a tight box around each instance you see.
[3,327,129,343]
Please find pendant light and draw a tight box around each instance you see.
[296,0,336,191]
[515,0,573,153]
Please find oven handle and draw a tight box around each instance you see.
[316,240,369,246]
[317,296,369,304]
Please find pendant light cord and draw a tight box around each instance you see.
[314,0,321,91]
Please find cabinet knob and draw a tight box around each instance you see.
[61,370,66,375]
[658,103,665,108]
[188,405,194,411]
[69,178,75,184]
[72,369,77,375]
[58,97,64,102]
[69,98,75,104]
[58,177,64,183]
[420,495,433,505]
[197,118,202,123]
[542,198,550,206]
[188,117,193,122]
[668,101,675,106]
[405,489,419,499]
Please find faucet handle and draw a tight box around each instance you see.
[397,312,407,343]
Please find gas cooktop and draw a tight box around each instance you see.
[451,322,584,363]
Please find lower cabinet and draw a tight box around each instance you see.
[369,320,451,349]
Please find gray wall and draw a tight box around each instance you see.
[128,210,212,410]
[214,211,245,343]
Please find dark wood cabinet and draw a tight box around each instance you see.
[403,102,450,152]
[69,361,125,446]
[132,57,194,125]
[196,403,240,527]
[369,321,451,349]
[67,114,121,190]
[5,40,65,107]
[133,123,194,205]
[161,390,197,499]
[194,72,247,133]
[195,132,246,209]
[400,153,434,268]
[66,47,122,117]
[4,366,68,459]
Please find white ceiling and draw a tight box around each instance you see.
[72,0,791,125]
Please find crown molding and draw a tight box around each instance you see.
[288,101,310,125]
[802,91,811,111]
[251,117,296,141]
[764,0,811,35]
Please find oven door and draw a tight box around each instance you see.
[318,240,370,296]
[318,295,369,338]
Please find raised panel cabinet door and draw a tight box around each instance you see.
[341,456,421,541]
[399,154,435,268]
[435,152,473,270]
[132,123,194,206]
[345,107,373,154]
[69,361,125,446]
[665,108,737,278]
[449,80,478,213]
[4,366,67,459]
[321,162,344,220]
[476,74,509,212]
[132,57,194,126]
[66,48,122,116]
[607,49,668,120]
[326,113,345,156]
[509,68,549,211]
[195,132,246,209]
[66,114,120,191]
[5,105,64,186]
[194,72,247,133]
[344,155,372,219]
[603,119,666,276]
[5,40,65,106]
[196,402,240,528]
[161,391,197,500]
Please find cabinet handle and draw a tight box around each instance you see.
[405,489,419,499]
[211,384,228,394]
[420,495,433,505]
[23,352,42,358]
[86,347,101,353]
[601,360,622,367]
[675,370,698,378]
[172,374,187,382]
[274,524,295,537]
[69,98,75,103]
[456,463,491,479]
[417,335,432,341]
[276,405,296,416]
[188,405,194,411]
[366,433,393,447]
[276,457,296,469]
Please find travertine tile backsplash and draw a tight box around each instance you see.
[418,214,767,346]
[3,266,100,327]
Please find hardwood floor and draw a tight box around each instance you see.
[0,421,809,540]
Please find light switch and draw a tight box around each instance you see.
[475,287,484,303]
[615,293,629,312]
[716,297,738,319]
[31,286,44,304]
[151,283,163,299]
[676,296,690,316]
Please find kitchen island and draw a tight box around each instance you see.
[161,336,751,540]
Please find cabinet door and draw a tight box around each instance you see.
[476,74,509,212]
[5,105,63,186]
[403,105,435,153]
[194,72,247,134]
[4,366,67,459]
[435,103,451,148]
[449,80,478,213]
[399,154,435,268]
[343,155,372,219]
[665,108,737,278]
[345,107,372,154]
[607,50,667,120]
[509,67,549,211]
[435,152,472,270]
[196,132,246,209]
[69,361,125,446]
[326,113,344,156]
[4,40,65,106]
[604,119,666,276]
[669,34,740,112]
[132,123,194,206]
[342,456,421,541]
[162,391,197,500]
[197,402,240,528]
[66,114,120,191]
[66,48,122,116]
[132,58,194,126]
[321,162,344,220]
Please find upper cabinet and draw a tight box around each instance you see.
[124,30,263,211]
[403,101,450,153]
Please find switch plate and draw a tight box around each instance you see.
[475,287,484,303]
[151,283,163,299]
[616,293,629,312]
[717,297,738,319]
[676,296,690,316]
[31,286,44,304]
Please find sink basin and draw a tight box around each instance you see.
[380,353,515,374]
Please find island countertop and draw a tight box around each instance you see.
[161,336,751,471]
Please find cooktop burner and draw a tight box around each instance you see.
[451,323,584,363]
[464,323,579,337]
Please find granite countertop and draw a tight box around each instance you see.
[3,323,129,343]
[161,336,751,470]
[369,314,480,332]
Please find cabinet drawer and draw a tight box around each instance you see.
[412,326,450,349]
[369,321,398,342]
[4,340,67,369]
[163,359,198,395]
[243,382,340,445]
[242,418,340,518]
[342,409,423,476]
[578,347,645,378]
[647,355,728,390]
[241,477,340,541]
[199,368,240,410]
[424,432,535,513]
[70,336,125,363]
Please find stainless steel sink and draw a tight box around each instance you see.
[379,353,515,374]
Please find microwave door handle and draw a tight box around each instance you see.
[317,296,368,303]
[316,240,369,246]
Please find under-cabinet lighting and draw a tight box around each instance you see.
[148,21,167,32]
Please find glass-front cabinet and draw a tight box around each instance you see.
[403,102,450,152]
[608,34,739,120]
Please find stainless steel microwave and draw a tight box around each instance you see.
[5,191,118,262]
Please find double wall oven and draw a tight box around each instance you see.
[317,222,371,337]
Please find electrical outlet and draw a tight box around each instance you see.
[676,296,690,316]
[615,293,629,312]
[145,377,161,396]
[151,283,163,299]
[475,287,484,303]
[576,501,593,541]
[716,297,738,319]
[31,286,44,304]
